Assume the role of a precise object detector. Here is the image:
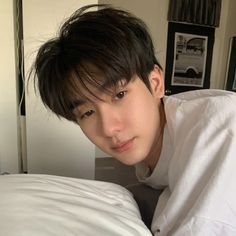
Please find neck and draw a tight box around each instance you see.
[145,102,166,172]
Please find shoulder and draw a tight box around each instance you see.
[167,89,235,100]
[163,89,236,140]
[164,89,236,105]
[163,89,236,116]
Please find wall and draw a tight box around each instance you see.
[225,0,236,43]
[0,0,20,174]
[23,0,97,179]
[213,0,236,89]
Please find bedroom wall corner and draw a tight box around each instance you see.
[0,0,20,174]
[216,0,236,89]
[23,0,98,179]
[210,0,236,90]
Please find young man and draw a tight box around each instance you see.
[32,4,236,235]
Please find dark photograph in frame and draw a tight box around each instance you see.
[225,37,236,92]
[165,22,215,95]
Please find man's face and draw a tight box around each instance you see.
[73,66,165,165]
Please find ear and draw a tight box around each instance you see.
[148,65,165,98]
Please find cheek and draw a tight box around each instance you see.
[80,122,108,152]
[80,123,97,144]
[127,93,159,128]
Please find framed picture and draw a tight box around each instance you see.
[165,22,215,95]
[225,37,236,92]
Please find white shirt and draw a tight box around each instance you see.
[136,89,236,235]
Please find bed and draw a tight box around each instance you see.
[0,174,153,236]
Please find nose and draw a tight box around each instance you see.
[98,105,123,137]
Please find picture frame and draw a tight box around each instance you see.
[165,22,215,95]
[225,37,236,92]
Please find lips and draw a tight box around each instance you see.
[111,138,135,153]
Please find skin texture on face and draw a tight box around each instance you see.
[73,66,165,169]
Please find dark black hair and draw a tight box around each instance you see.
[32,4,162,122]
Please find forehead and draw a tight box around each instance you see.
[67,67,116,109]
[66,61,133,109]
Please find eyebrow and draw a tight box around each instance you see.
[100,78,128,89]
[69,79,127,110]
[70,99,88,110]
[99,79,115,90]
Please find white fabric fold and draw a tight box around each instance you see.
[0,174,152,236]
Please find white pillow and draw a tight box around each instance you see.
[0,174,152,236]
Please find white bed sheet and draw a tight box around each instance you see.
[0,174,152,236]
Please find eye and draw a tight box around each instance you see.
[80,110,94,120]
[115,91,127,100]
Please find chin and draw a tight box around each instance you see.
[115,152,147,166]
[119,159,136,166]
